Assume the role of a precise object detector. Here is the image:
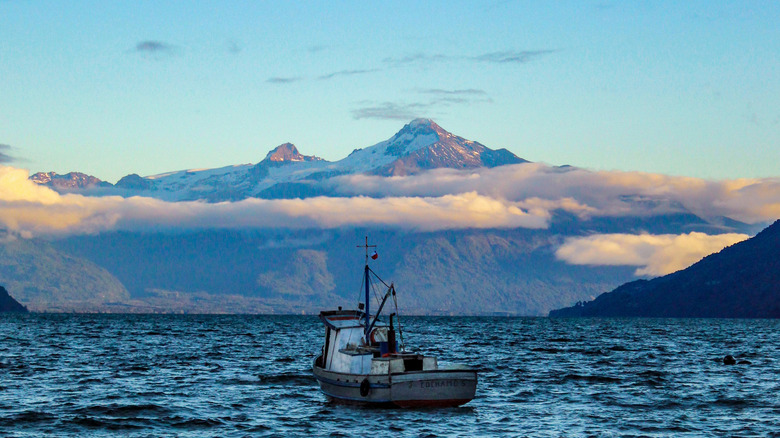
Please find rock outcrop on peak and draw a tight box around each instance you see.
[115,173,153,190]
[262,143,323,163]
[30,171,112,190]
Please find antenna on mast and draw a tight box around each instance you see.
[357,236,377,264]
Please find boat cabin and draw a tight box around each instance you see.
[316,309,437,375]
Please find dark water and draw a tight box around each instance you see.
[1,315,778,437]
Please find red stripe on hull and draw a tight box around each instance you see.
[392,399,472,408]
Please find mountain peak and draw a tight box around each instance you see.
[408,118,437,128]
[262,143,322,163]
[395,118,448,139]
[381,119,452,158]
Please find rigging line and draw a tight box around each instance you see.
[367,267,392,289]
[370,276,383,307]
[367,266,393,311]
[392,287,405,352]
[355,268,366,309]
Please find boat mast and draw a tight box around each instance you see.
[358,236,376,341]
[364,260,370,341]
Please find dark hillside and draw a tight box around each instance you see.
[550,220,780,318]
[0,286,28,313]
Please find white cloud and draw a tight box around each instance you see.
[555,232,749,276]
[0,166,62,204]
[2,162,779,239]
[116,192,549,232]
[331,164,780,224]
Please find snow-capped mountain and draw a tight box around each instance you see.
[31,119,528,201]
[364,118,527,176]
[331,118,526,176]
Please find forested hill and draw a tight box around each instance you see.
[550,220,780,318]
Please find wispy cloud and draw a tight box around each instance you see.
[267,68,380,84]
[472,49,557,64]
[226,40,241,54]
[265,46,557,87]
[417,88,488,96]
[382,53,451,66]
[317,68,380,80]
[307,45,328,53]
[269,46,554,87]
[351,102,426,120]
[0,144,15,164]
[351,88,492,120]
[266,76,303,84]
[428,96,494,106]
[135,41,171,53]
[383,49,557,66]
[134,40,177,59]
[555,232,748,276]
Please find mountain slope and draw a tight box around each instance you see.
[549,220,780,318]
[0,239,130,312]
[52,227,637,315]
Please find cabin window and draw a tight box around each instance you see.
[404,357,423,372]
[323,327,331,366]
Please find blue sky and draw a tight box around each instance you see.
[1,1,778,182]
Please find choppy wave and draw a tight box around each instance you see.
[0,314,778,436]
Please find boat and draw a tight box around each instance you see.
[312,238,477,407]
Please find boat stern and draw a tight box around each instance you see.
[389,368,478,408]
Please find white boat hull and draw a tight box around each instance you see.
[313,357,477,408]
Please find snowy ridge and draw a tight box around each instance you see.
[136,164,256,201]
[335,118,442,173]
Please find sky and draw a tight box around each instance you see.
[1,1,779,183]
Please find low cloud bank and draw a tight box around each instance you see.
[331,164,780,224]
[2,162,778,242]
[555,232,748,276]
[0,166,547,237]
